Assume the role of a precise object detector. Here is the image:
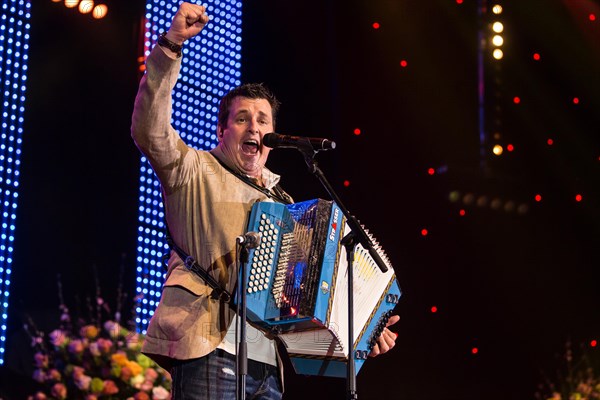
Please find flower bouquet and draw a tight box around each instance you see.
[24,273,171,400]
[537,339,600,400]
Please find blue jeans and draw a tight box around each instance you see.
[170,349,283,400]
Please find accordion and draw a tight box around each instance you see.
[238,198,402,377]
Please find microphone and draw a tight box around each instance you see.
[263,132,336,152]
[236,231,261,249]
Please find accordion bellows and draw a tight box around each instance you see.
[239,198,402,377]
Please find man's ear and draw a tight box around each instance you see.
[217,125,224,140]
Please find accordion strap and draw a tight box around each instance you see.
[210,152,293,205]
[165,226,233,304]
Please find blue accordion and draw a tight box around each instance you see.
[239,198,401,377]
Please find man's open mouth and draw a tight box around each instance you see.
[242,139,259,155]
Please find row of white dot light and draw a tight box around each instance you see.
[489,4,506,158]
[0,0,30,364]
[134,1,242,333]
[51,0,108,19]
[490,4,504,60]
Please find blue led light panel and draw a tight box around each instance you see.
[0,0,31,364]
[135,1,241,333]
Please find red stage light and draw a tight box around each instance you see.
[573,97,580,104]
[471,347,479,354]
[590,14,596,21]
[575,194,582,202]
[513,96,521,104]
[428,168,435,175]
[431,306,438,313]
[372,22,380,29]
[459,209,466,216]
[353,128,361,135]
[591,340,597,347]
[507,144,514,152]
[421,229,428,237]
[400,60,408,68]
[533,53,541,61]
[547,138,554,146]
[343,180,351,187]
[456,0,463,4]
[535,194,542,202]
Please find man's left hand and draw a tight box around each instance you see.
[368,314,400,357]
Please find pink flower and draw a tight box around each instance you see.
[49,329,67,347]
[34,352,49,368]
[32,369,46,383]
[140,380,154,392]
[120,366,133,381]
[102,380,119,395]
[134,392,150,400]
[68,339,85,355]
[72,366,86,379]
[104,321,121,338]
[152,386,170,400]
[51,383,67,400]
[144,367,159,382]
[96,338,113,354]
[88,341,101,357]
[48,369,62,381]
[74,374,92,391]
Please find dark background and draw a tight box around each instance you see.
[2,0,600,399]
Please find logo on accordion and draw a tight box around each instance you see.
[320,280,330,295]
[328,207,340,241]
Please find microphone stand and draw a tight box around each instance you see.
[297,147,389,400]
[236,241,250,400]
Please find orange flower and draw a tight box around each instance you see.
[126,360,143,377]
[79,325,99,340]
[111,352,129,367]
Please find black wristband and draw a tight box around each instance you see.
[157,32,183,58]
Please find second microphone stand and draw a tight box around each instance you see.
[298,146,389,400]
[236,238,252,400]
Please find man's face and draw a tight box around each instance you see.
[217,96,273,179]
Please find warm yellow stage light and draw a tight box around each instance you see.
[64,0,80,8]
[492,34,504,47]
[79,0,94,14]
[493,48,504,60]
[492,21,504,33]
[493,144,504,155]
[92,4,108,19]
[449,191,461,203]
[52,0,62,3]
[492,5,503,14]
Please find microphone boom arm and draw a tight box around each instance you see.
[300,149,388,274]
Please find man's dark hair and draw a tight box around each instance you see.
[218,83,281,129]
